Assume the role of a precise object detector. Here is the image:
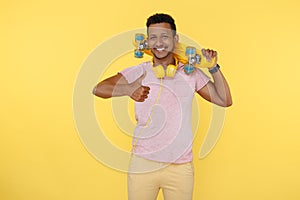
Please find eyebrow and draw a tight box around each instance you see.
[148,32,170,36]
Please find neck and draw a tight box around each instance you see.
[153,53,175,69]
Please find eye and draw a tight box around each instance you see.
[149,36,157,40]
[162,35,169,40]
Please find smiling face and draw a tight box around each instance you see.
[147,22,178,61]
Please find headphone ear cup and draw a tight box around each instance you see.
[166,65,177,77]
[152,65,165,78]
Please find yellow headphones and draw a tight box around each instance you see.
[152,57,178,78]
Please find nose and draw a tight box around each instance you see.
[155,37,163,47]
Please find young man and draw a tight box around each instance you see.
[93,13,232,200]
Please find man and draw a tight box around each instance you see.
[93,13,232,200]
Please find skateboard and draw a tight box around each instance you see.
[133,33,216,74]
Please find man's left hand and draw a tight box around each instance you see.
[202,49,218,68]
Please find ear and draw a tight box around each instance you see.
[174,34,179,44]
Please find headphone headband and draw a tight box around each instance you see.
[152,57,178,78]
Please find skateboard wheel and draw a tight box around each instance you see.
[135,33,145,42]
[185,46,196,56]
[184,64,194,74]
[134,50,144,58]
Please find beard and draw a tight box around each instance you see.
[151,45,175,60]
[152,50,172,60]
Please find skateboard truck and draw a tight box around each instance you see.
[184,46,201,74]
[134,33,149,58]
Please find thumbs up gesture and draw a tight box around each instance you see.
[129,72,150,102]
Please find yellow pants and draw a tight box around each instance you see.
[128,155,194,200]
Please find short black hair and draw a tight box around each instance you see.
[146,13,176,36]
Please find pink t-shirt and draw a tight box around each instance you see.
[120,61,210,163]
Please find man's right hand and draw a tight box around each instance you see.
[129,72,150,102]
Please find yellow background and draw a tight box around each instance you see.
[1,0,300,199]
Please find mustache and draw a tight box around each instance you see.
[152,46,167,49]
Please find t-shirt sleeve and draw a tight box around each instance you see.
[119,64,144,84]
[194,68,211,91]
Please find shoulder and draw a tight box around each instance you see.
[119,61,152,83]
[177,62,209,79]
[120,61,151,73]
[176,62,210,91]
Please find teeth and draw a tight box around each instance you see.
[156,48,165,51]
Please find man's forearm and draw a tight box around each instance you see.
[211,69,232,106]
[93,81,131,98]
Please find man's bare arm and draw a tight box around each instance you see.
[197,69,232,107]
[93,73,150,102]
